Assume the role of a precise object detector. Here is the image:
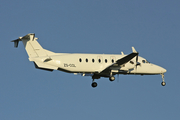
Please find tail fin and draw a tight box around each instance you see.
[12,33,54,58]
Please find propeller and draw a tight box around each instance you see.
[132,47,140,69]
[135,52,139,69]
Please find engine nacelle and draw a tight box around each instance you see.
[120,62,135,71]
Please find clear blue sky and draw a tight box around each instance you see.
[1,0,180,120]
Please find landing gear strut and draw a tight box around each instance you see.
[161,73,166,86]
[91,77,97,88]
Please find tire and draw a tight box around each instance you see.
[91,82,97,88]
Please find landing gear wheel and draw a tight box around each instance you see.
[161,81,166,86]
[161,73,166,86]
[109,76,115,81]
[91,82,97,88]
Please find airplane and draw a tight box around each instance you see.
[11,33,167,88]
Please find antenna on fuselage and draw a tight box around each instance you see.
[121,51,124,55]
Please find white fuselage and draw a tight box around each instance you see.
[35,53,166,75]
[12,33,167,87]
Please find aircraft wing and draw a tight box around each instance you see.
[115,52,138,66]
[99,52,138,74]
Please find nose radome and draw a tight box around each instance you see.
[161,67,167,73]
[163,68,167,73]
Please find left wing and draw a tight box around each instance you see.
[99,47,138,74]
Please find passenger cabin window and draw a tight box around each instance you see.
[105,59,107,63]
[92,59,95,63]
[98,59,101,63]
[86,59,88,62]
[79,58,82,62]
[112,59,114,63]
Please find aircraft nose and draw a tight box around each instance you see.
[161,67,167,73]
[154,65,167,74]
[158,66,167,73]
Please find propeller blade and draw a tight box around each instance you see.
[136,53,139,62]
[135,52,140,69]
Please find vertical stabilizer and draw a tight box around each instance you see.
[12,33,55,58]
[21,33,48,57]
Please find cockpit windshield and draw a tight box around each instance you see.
[142,60,150,63]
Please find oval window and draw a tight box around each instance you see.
[92,59,95,63]
[142,60,146,63]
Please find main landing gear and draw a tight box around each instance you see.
[91,75,100,88]
[161,73,166,86]
[91,76,116,88]
[109,76,115,81]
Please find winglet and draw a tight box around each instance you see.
[132,47,137,53]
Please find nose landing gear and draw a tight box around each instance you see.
[161,73,166,86]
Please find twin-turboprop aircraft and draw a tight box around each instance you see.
[12,33,167,88]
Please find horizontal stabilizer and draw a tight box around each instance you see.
[11,37,22,48]
[11,33,35,48]
[11,40,19,48]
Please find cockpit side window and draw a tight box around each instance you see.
[142,60,150,63]
[142,60,146,63]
